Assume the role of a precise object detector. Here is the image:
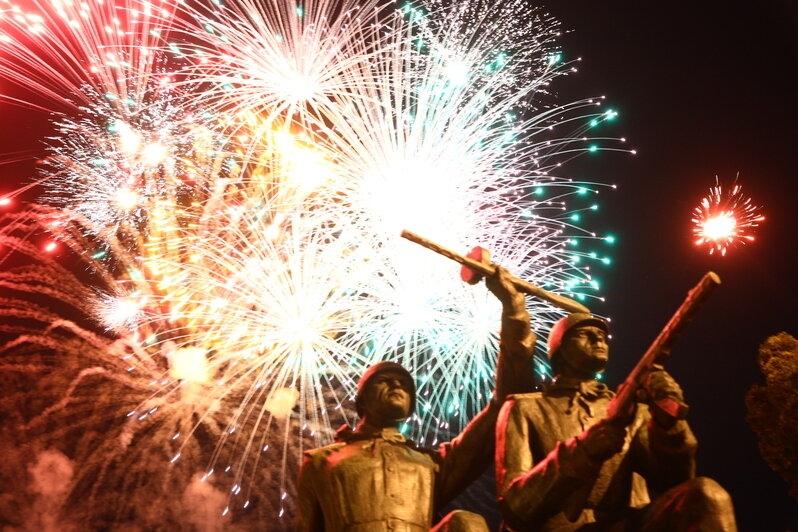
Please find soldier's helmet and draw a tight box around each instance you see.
[547,312,609,359]
[355,361,417,417]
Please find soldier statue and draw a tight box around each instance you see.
[495,288,739,530]
[296,268,535,532]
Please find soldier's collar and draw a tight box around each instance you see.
[335,423,409,444]
[547,377,613,399]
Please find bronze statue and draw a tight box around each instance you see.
[296,268,536,532]
[495,293,739,530]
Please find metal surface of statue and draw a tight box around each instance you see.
[495,283,739,531]
[296,268,536,532]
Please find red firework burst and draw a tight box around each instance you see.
[692,181,765,256]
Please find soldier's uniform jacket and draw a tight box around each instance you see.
[296,403,500,532]
[495,378,698,532]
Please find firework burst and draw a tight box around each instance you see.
[0,0,630,524]
[158,0,397,133]
[692,180,764,256]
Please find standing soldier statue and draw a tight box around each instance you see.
[295,267,537,532]
[494,284,739,530]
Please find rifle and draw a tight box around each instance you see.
[606,271,721,422]
[400,229,590,314]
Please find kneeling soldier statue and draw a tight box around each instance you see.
[496,296,738,530]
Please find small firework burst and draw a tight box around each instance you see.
[692,180,764,256]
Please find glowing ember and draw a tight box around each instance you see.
[141,142,169,167]
[701,213,736,241]
[115,188,139,211]
[264,387,301,419]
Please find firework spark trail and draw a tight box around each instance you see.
[0,0,177,112]
[0,0,209,235]
[692,180,764,256]
[38,85,229,236]
[0,0,629,524]
[2,115,372,514]
[0,203,331,526]
[0,209,231,526]
[158,0,400,131]
[136,198,375,497]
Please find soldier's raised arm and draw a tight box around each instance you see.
[433,266,539,507]
[485,265,537,398]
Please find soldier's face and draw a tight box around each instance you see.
[363,370,412,423]
[560,325,609,374]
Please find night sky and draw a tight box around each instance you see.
[1,0,797,530]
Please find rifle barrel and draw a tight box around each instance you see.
[607,271,722,421]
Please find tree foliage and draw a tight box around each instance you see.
[746,332,798,499]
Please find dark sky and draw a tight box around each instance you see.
[543,1,798,529]
[2,0,797,529]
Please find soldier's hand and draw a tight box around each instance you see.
[640,365,684,401]
[486,266,524,309]
[638,365,689,427]
[578,418,627,463]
